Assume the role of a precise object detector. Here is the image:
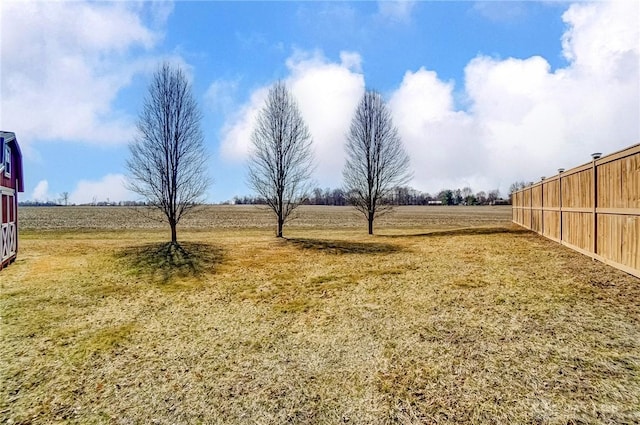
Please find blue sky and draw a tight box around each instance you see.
[1,1,638,204]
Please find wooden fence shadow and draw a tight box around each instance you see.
[381,226,530,239]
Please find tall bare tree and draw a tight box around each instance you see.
[126,62,209,244]
[248,81,314,238]
[343,90,411,235]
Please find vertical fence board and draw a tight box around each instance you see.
[532,210,542,233]
[543,179,559,208]
[543,211,560,240]
[563,211,593,252]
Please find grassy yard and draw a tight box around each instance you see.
[1,206,639,424]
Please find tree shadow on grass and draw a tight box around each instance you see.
[381,226,531,239]
[286,238,402,255]
[117,242,224,284]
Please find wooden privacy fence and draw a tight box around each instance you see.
[512,143,640,278]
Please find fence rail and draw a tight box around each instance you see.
[511,143,640,278]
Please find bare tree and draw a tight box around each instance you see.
[487,189,500,203]
[461,186,474,205]
[476,190,487,205]
[248,81,314,238]
[60,192,69,206]
[126,62,209,244]
[343,90,411,235]
[509,181,526,194]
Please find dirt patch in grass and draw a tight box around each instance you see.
[3,206,639,424]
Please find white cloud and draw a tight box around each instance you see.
[388,0,639,196]
[377,0,416,24]
[31,180,52,202]
[222,0,638,197]
[219,50,365,187]
[483,0,635,185]
[286,51,365,186]
[472,1,529,24]
[339,51,363,74]
[0,1,167,151]
[561,1,638,80]
[205,78,241,115]
[389,68,484,192]
[219,86,270,162]
[69,174,136,205]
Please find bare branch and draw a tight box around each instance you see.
[343,90,411,234]
[126,62,210,243]
[247,81,314,237]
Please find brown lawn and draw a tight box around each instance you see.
[1,205,638,424]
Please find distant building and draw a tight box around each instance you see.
[1,131,24,270]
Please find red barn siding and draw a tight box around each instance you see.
[1,131,24,270]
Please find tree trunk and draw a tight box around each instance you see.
[368,214,374,235]
[170,221,177,244]
[277,217,284,238]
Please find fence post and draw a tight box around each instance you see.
[541,177,545,235]
[558,168,564,241]
[591,153,601,258]
[530,186,533,229]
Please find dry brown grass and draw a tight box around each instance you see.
[2,206,639,424]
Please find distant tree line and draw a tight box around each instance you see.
[232,185,506,207]
[20,200,150,207]
[508,180,537,194]
[22,185,510,208]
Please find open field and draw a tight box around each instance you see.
[17,205,512,232]
[2,206,639,424]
